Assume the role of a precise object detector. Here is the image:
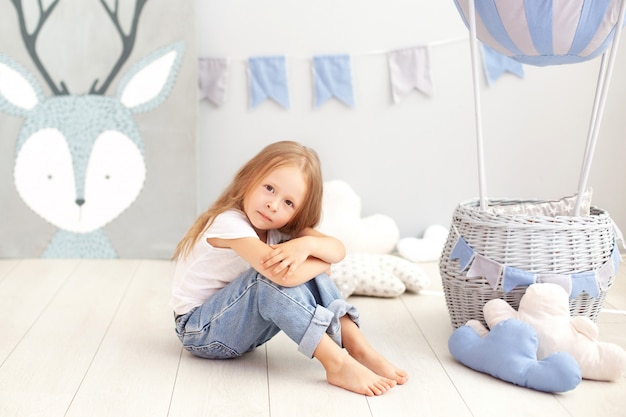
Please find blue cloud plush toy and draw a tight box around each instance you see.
[448,319,581,392]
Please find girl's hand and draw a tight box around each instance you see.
[261,238,311,280]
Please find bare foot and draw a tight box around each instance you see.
[325,351,397,396]
[352,349,409,385]
[338,316,408,385]
[314,334,396,396]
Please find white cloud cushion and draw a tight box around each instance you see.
[317,180,400,254]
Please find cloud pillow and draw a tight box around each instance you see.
[449,319,581,392]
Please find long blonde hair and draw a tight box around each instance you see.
[172,140,324,260]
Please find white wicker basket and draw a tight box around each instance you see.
[439,199,617,328]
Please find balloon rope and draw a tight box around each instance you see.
[574,0,626,216]
[468,0,488,210]
[576,53,607,203]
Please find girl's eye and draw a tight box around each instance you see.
[285,200,294,208]
[264,184,274,192]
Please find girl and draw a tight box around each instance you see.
[170,140,407,396]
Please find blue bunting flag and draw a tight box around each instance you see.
[570,271,599,299]
[502,266,534,293]
[312,54,355,108]
[481,44,525,86]
[248,56,290,109]
[450,237,475,270]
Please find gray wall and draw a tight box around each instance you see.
[195,0,626,241]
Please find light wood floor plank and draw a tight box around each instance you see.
[353,295,472,417]
[65,260,180,417]
[0,259,20,284]
[0,259,78,363]
[0,258,624,417]
[265,331,372,417]
[0,260,140,417]
[168,341,270,417]
[150,261,270,417]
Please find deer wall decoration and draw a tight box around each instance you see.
[0,0,185,258]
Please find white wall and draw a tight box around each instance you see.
[195,0,626,240]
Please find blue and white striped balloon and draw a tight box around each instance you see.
[454,0,625,66]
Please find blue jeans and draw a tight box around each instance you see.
[174,268,359,359]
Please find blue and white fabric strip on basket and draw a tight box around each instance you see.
[449,236,621,299]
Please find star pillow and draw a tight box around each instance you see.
[449,319,581,393]
[330,253,431,298]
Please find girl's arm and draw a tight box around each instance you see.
[206,236,333,287]
[261,227,346,278]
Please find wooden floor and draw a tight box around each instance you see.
[0,258,624,417]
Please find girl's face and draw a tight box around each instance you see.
[243,166,307,235]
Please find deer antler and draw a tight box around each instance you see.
[10,0,69,95]
[89,0,149,95]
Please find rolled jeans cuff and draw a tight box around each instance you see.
[297,305,335,358]
[296,299,359,358]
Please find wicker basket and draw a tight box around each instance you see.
[439,199,617,329]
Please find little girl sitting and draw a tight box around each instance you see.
[170,140,407,396]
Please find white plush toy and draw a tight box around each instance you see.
[483,283,626,381]
[317,180,399,254]
[316,180,430,298]
[397,224,449,262]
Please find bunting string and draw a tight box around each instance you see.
[449,235,622,299]
[197,36,526,108]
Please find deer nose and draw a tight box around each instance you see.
[75,198,85,207]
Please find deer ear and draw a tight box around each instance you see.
[116,41,185,113]
[0,54,45,116]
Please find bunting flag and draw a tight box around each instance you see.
[198,58,228,106]
[449,235,621,299]
[312,54,355,108]
[536,274,573,296]
[197,36,529,108]
[569,272,599,299]
[387,46,434,103]
[467,253,502,290]
[248,56,290,109]
[502,266,534,293]
[450,236,474,270]
[481,44,525,86]
[597,243,620,291]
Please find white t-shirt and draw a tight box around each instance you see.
[169,209,288,316]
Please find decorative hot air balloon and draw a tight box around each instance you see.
[454,0,626,213]
[454,0,625,66]
[438,0,626,330]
